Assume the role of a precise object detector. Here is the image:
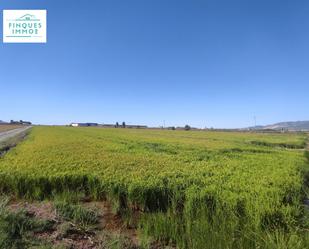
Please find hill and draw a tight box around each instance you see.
[248,121,309,131]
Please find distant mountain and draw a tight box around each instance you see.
[247,121,309,131]
[0,120,5,124]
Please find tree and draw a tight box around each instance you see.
[115,122,119,128]
[122,122,126,128]
[184,125,191,131]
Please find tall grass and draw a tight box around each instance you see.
[0,195,54,249]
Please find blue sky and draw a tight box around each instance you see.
[0,0,308,128]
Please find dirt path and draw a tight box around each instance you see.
[0,126,32,143]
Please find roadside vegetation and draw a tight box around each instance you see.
[0,128,30,157]
[0,127,308,248]
[0,124,23,133]
[0,195,54,249]
[0,194,143,249]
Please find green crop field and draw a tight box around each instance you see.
[0,126,308,249]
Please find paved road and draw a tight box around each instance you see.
[0,126,32,143]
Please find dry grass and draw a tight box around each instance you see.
[0,124,23,133]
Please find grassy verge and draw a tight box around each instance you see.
[0,125,23,133]
[0,196,55,249]
[0,129,30,157]
[54,201,99,229]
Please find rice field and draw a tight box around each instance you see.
[0,126,308,248]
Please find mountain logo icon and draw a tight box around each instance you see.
[15,14,40,21]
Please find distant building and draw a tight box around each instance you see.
[70,123,98,127]
[175,126,198,130]
[100,124,116,128]
[102,123,147,129]
[126,125,147,129]
[70,122,147,129]
[86,123,98,127]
